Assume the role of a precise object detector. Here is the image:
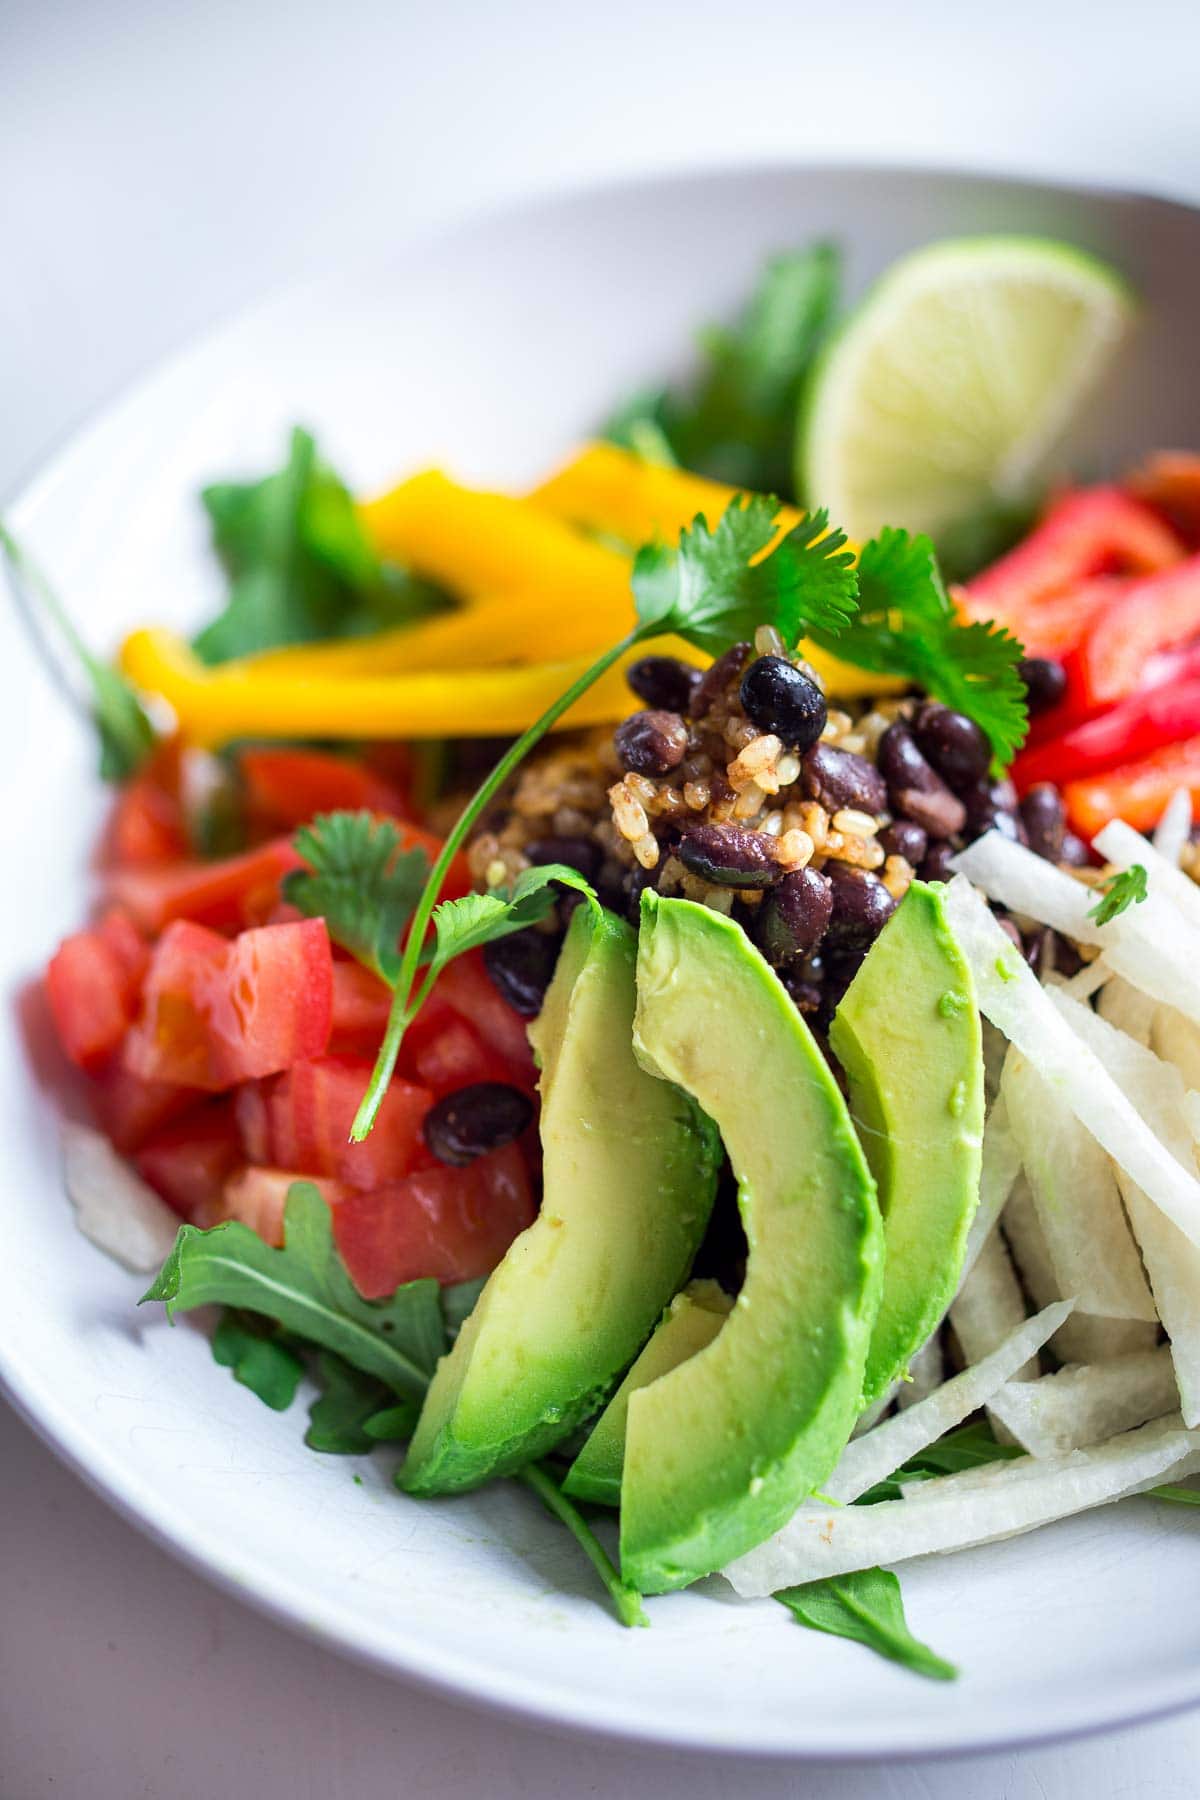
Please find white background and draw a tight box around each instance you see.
[3,1,1200,1793]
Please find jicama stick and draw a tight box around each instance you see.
[950,1224,1036,1370]
[1002,1174,1158,1365]
[63,1122,180,1273]
[1151,788,1192,868]
[988,1349,1178,1458]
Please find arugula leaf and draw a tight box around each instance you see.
[193,427,445,664]
[443,1276,486,1342]
[0,520,157,781]
[362,1401,424,1442]
[776,1567,957,1681]
[518,1462,649,1630]
[808,526,1028,767]
[305,1352,396,1453]
[631,498,858,657]
[1089,863,1149,927]
[1149,1483,1200,1506]
[604,244,840,497]
[141,1182,444,1397]
[856,1420,1024,1505]
[284,810,430,985]
[429,864,596,974]
[211,1310,305,1411]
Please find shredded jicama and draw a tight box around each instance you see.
[989,1349,1179,1458]
[63,1122,181,1273]
[1152,788,1193,867]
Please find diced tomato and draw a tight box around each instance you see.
[436,952,537,1090]
[106,740,188,868]
[124,917,333,1090]
[203,1165,349,1246]
[106,838,304,936]
[328,960,393,1054]
[410,1015,512,1097]
[46,912,149,1072]
[233,1081,271,1163]
[1073,553,1200,707]
[134,1102,242,1217]
[331,1142,535,1297]
[961,487,1183,635]
[1062,734,1200,839]
[93,1062,199,1152]
[239,748,410,834]
[1014,675,1200,791]
[259,1055,430,1189]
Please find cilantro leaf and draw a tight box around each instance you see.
[808,526,1028,766]
[1089,863,1149,927]
[0,520,157,781]
[284,810,430,986]
[632,498,858,658]
[604,244,840,497]
[776,1567,957,1681]
[141,1182,444,1398]
[428,863,597,975]
[305,1352,396,1453]
[193,427,445,664]
[211,1310,305,1411]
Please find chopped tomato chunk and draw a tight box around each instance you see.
[204,1165,348,1245]
[239,748,410,834]
[259,1055,430,1189]
[961,486,1182,631]
[410,1015,512,1096]
[1062,735,1200,839]
[93,1063,199,1152]
[328,961,393,1055]
[134,1102,242,1217]
[1073,553,1200,707]
[46,912,149,1072]
[332,1142,535,1296]
[124,917,332,1090]
[106,740,188,867]
[436,952,537,1090]
[107,838,305,935]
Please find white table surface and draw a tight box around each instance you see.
[4,2,1200,1792]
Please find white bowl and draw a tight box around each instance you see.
[4,163,1200,1761]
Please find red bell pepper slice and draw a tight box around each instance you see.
[1128,453,1200,550]
[1062,735,1200,839]
[1014,673,1200,792]
[1074,553,1200,707]
[961,486,1182,633]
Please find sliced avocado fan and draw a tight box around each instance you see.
[619,894,884,1595]
[399,896,721,1496]
[829,880,984,1407]
[563,1280,732,1507]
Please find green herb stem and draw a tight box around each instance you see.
[518,1461,649,1629]
[351,631,638,1139]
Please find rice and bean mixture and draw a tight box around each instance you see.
[465,632,1089,1027]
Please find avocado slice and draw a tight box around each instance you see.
[399,898,721,1496]
[619,894,883,1594]
[829,879,984,1407]
[562,1280,732,1507]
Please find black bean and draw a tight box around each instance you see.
[817,944,869,1026]
[483,928,562,1018]
[755,867,833,967]
[1018,656,1069,717]
[877,723,967,839]
[996,915,1023,954]
[614,709,688,776]
[1020,783,1066,862]
[919,841,956,882]
[823,864,896,949]
[801,742,888,815]
[422,1082,534,1167]
[1050,931,1084,977]
[963,776,1026,844]
[621,862,658,923]
[738,656,828,751]
[626,654,702,713]
[523,835,603,882]
[879,819,928,866]
[690,642,752,718]
[677,824,782,888]
[1059,830,1091,868]
[780,972,823,1015]
[912,702,991,791]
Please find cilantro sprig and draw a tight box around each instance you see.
[349,497,860,1140]
[0,521,156,780]
[284,811,432,985]
[807,526,1028,766]
[1088,863,1149,927]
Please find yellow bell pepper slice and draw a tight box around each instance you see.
[119,626,686,748]
[531,444,902,700]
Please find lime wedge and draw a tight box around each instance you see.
[798,236,1135,541]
